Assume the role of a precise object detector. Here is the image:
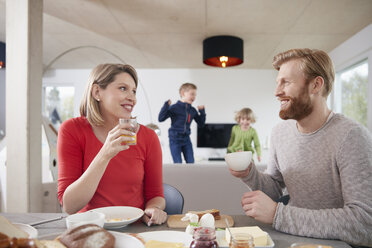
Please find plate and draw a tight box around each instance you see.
[216,230,275,248]
[13,223,38,238]
[109,231,145,248]
[92,206,144,229]
[139,231,193,247]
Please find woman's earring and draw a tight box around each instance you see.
[96,98,100,102]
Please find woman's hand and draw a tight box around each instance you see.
[100,123,135,161]
[142,207,167,226]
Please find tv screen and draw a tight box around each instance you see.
[197,123,235,148]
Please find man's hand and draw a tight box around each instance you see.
[241,190,277,224]
[197,105,205,110]
[228,163,252,178]
[167,99,172,105]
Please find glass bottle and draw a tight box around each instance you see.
[189,227,219,248]
[229,233,254,248]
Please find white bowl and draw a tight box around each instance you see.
[224,151,252,171]
[91,206,144,229]
[66,211,105,229]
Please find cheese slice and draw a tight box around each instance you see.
[225,226,268,246]
[145,240,185,248]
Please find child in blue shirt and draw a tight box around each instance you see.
[158,83,206,163]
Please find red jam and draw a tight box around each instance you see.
[189,227,219,248]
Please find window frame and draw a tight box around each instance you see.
[330,50,372,131]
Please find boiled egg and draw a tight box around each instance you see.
[199,213,215,228]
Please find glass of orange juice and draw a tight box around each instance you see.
[119,118,137,145]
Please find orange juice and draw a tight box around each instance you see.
[119,118,137,145]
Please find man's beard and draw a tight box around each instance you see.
[279,88,313,121]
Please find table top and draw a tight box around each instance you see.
[1,213,351,248]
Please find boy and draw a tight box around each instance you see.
[158,83,206,163]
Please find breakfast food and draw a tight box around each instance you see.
[225,226,268,246]
[59,224,115,248]
[39,240,67,248]
[187,209,221,220]
[145,240,185,248]
[105,218,123,222]
[0,232,44,248]
[182,213,216,236]
[0,216,29,238]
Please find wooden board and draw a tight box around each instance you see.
[167,214,234,228]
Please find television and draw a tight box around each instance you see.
[197,123,235,148]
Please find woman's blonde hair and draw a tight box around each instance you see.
[272,48,335,97]
[235,108,256,123]
[80,64,138,126]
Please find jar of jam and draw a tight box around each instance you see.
[229,233,254,248]
[189,227,219,248]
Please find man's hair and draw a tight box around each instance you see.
[272,48,335,97]
[80,63,138,126]
[179,82,197,95]
[235,108,256,123]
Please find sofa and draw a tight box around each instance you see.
[163,162,267,215]
[42,162,267,214]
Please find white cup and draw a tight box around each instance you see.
[66,211,105,229]
[224,151,252,171]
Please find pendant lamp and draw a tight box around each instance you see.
[203,35,243,68]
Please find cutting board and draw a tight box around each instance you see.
[167,214,234,228]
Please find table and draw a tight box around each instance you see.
[1,213,351,248]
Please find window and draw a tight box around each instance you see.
[44,86,75,130]
[333,60,368,127]
[42,86,75,182]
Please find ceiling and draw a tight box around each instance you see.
[0,0,372,70]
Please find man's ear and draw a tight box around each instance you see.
[310,76,325,95]
[92,84,101,101]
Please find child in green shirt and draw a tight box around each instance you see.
[227,108,261,161]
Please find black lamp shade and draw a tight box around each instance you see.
[203,35,243,67]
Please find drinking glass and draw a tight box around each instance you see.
[119,118,137,145]
[229,233,254,248]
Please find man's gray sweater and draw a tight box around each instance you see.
[243,113,372,246]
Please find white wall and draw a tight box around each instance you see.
[43,68,280,163]
[38,23,372,165]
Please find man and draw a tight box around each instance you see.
[230,48,372,246]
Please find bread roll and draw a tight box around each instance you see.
[40,240,67,248]
[59,224,114,248]
[0,232,44,248]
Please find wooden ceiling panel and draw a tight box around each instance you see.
[1,0,371,69]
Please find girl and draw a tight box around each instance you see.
[227,108,261,161]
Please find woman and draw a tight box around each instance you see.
[57,64,167,226]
